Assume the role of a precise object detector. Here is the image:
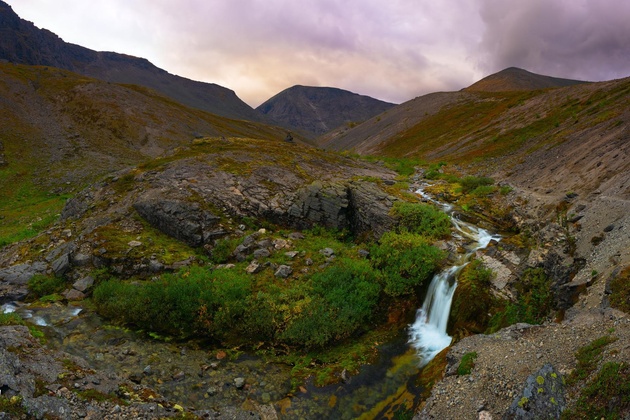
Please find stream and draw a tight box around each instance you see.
[2,184,500,418]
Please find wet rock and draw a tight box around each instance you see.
[504,363,566,419]
[72,276,94,293]
[274,265,292,278]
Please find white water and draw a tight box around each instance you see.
[409,186,501,366]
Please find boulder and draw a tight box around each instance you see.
[134,198,220,247]
[0,262,48,285]
[274,265,293,278]
[504,363,566,419]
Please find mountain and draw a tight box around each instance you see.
[257,85,395,137]
[464,67,586,92]
[0,1,263,122]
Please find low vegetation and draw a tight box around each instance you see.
[488,268,554,332]
[457,352,478,376]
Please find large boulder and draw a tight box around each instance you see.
[133,198,221,247]
[504,363,566,419]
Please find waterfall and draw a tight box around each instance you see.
[409,186,500,366]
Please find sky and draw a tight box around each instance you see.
[6,0,630,108]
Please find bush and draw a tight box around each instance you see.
[459,176,494,194]
[93,267,252,339]
[28,274,67,299]
[370,232,444,296]
[609,266,630,313]
[281,258,381,348]
[390,202,451,239]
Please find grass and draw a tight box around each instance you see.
[567,335,618,385]
[562,362,630,419]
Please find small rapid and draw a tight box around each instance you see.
[409,186,501,366]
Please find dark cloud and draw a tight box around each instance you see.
[477,0,630,81]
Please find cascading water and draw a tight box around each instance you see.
[409,186,501,366]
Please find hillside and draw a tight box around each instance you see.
[464,67,586,92]
[0,62,295,246]
[257,85,395,137]
[0,1,263,122]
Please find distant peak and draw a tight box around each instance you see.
[465,68,587,92]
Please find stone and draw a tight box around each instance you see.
[63,289,86,301]
[358,249,370,258]
[128,240,142,247]
[272,239,289,250]
[504,363,566,419]
[288,232,305,240]
[134,197,220,247]
[274,265,293,278]
[52,254,71,276]
[253,248,271,259]
[0,262,48,285]
[246,260,263,274]
[284,251,299,259]
[72,276,94,292]
[319,248,335,257]
[234,377,246,389]
[71,253,91,267]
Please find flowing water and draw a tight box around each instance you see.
[2,184,501,417]
[409,185,501,366]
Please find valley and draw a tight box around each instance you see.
[1,2,630,419]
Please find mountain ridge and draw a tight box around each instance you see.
[0,0,264,122]
[257,85,395,137]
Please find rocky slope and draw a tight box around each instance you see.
[257,85,395,137]
[0,1,263,122]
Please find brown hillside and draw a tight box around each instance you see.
[464,67,586,92]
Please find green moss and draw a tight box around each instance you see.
[537,375,545,385]
[457,352,478,375]
[518,397,529,408]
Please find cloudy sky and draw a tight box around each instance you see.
[6,0,630,107]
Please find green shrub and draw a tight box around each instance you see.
[390,202,451,239]
[470,185,496,197]
[488,268,553,331]
[459,176,494,194]
[28,274,67,299]
[457,352,478,375]
[370,232,444,296]
[281,258,381,348]
[562,362,630,419]
[93,267,251,339]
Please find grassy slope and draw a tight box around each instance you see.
[0,63,298,246]
[324,77,630,176]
